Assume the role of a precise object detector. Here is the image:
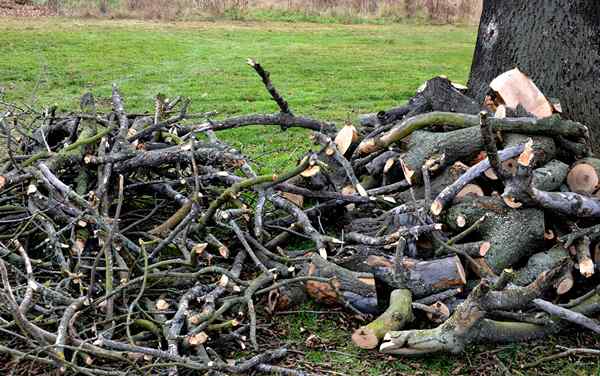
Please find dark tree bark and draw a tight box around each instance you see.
[467,0,600,153]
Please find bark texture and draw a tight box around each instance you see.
[445,196,545,273]
[467,0,600,152]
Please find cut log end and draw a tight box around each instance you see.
[567,163,600,194]
[300,165,321,178]
[489,68,554,118]
[456,184,484,199]
[218,245,230,258]
[318,247,328,260]
[456,215,467,228]
[357,139,377,156]
[342,185,356,196]
[579,259,595,278]
[479,241,491,257]
[399,158,415,185]
[430,200,443,216]
[502,194,523,209]
[334,124,359,155]
[555,271,574,295]
[193,243,208,255]
[0,176,5,191]
[351,327,379,349]
[517,139,535,167]
[383,158,395,174]
[494,104,506,119]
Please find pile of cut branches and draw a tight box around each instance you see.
[0,62,598,375]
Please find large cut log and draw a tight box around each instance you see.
[532,160,569,192]
[351,289,413,349]
[356,112,588,157]
[399,127,483,185]
[358,76,480,127]
[514,246,573,294]
[445,196,544,273]
[305,254,378,314]
[414,76,481,116]
[336,247,466,298]
[380,262,576,355]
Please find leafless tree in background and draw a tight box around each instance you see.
[99,0,109,14]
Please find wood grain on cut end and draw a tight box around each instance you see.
[334,124,358,156]
[579,259,595,278]
[489,68,554,118]
[383,158,395,173]
[456,184,484,199]
[502,194,523,209]
[517,140,535,167]
[576,236,594,278]
[300,165,320,178]
[218,245,230,258]
[351,327,379,349]
[556,270,574,295]
[479,241,491,256]
[357,138,377,156]
[351,289,413,349]
[567,159,600,194]
[430,200,443,216]
[399,157,415,185]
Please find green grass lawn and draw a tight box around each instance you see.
[1,17,598,376]
[0,17,474,173]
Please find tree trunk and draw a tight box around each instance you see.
[467,0,600,153]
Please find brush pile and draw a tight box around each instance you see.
[0,62,599,375]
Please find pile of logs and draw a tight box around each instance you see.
[0,61,598,375]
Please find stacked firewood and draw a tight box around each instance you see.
[0,61,598,375]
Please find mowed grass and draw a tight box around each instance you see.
[1,18,598,375]
[0,17,474,173]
